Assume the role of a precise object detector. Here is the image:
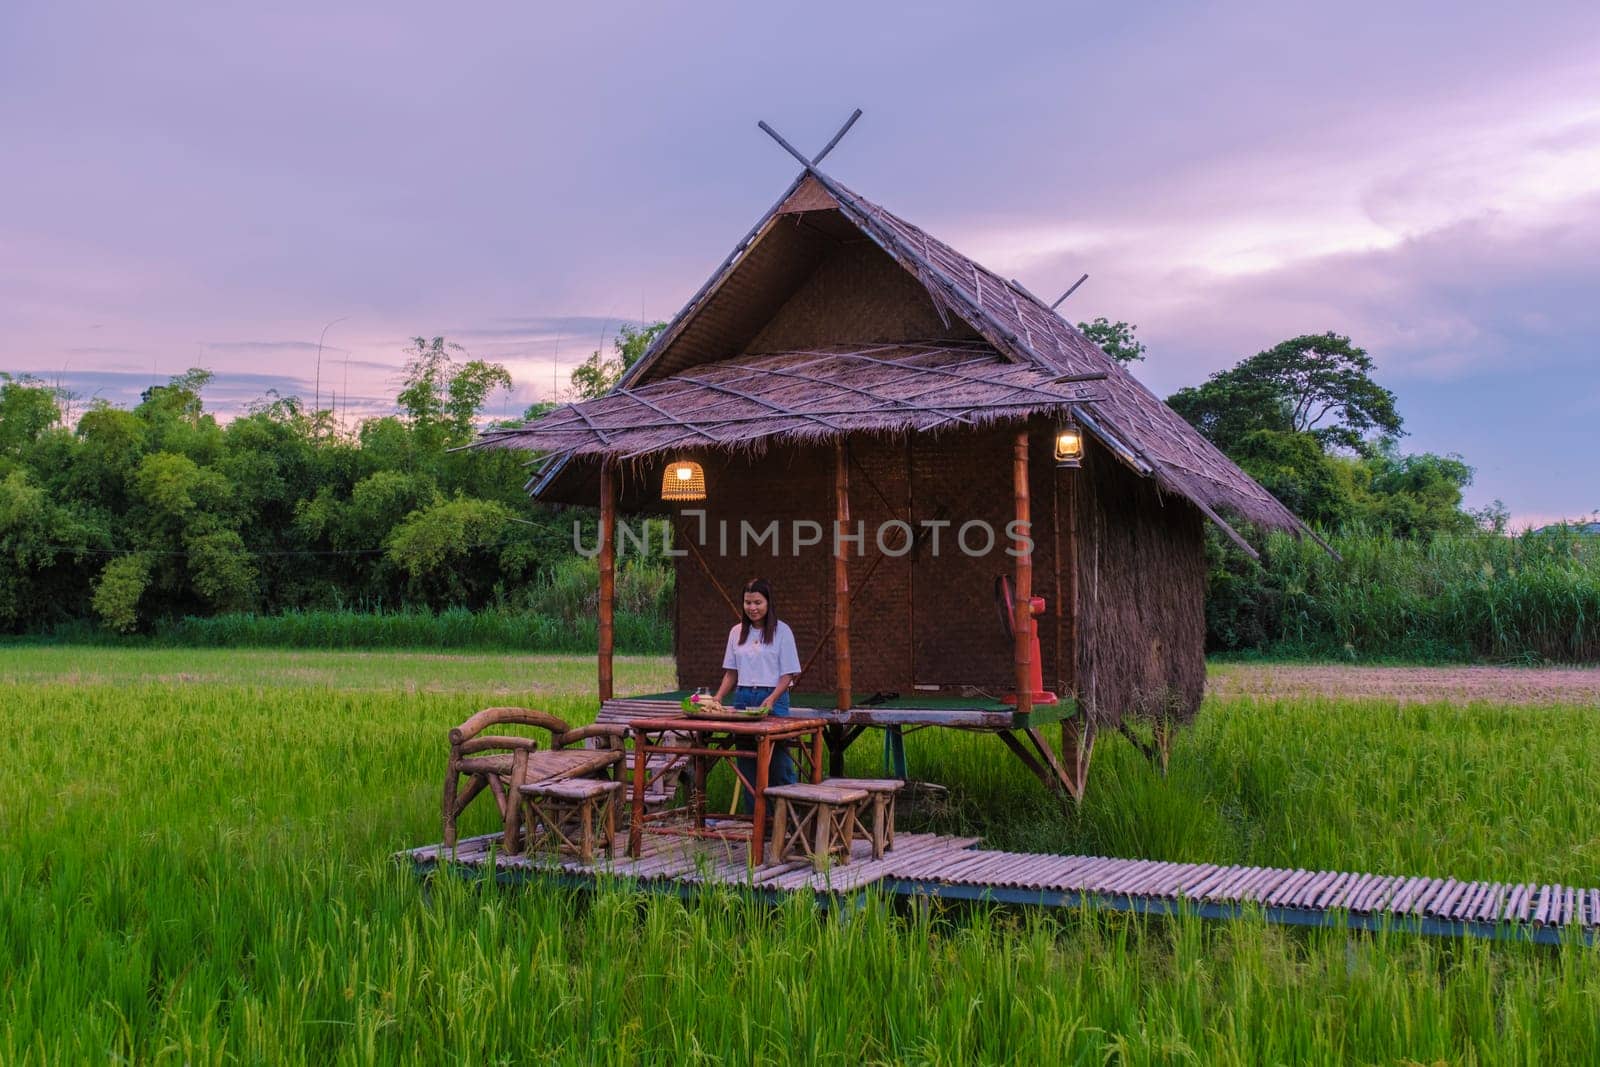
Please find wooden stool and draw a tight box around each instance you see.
[822,777,904,860]
[519,778,622,864]
[764,783,868,870]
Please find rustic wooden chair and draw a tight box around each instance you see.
[442,707,624,852]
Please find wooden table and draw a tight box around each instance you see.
[625,715,826,861]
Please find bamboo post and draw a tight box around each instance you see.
[598,460,616,701]
[1064,458,1079,695]
[833,440,852,711]
[1013,432,1033,716]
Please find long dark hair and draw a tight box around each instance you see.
[738,577,778,646]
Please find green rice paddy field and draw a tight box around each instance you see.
[3,647,1599,1064]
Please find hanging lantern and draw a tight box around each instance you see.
[661,459,706,502]
[1053,419,1084,468]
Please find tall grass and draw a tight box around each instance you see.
[1210,526,1600,662]
[18,558,677,654]
[2,647,1598,1061]
[160,606,670,653]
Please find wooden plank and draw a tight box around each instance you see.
[1140,864,1198,899]
[1075,857,1135,890]
[1449,882,1484,921]
[1368,876,1407,914]
[1177,864,1221,896]
[1198,864,1255,902]
[1291,871,1337,909]
[1212,866,1264,902]
[1243,869,1296,904]
[1329,873,1371,911]
[1514,883,1537,923]
[1230,868,1278,903]
[1452,883,1484,921]
[1421,879,1457,917]
[1474,883,1505,923]
[1386,877,1424,915]
[1261,869,1310,907]
[1101,860,1164,896]
[930,851,1024,884]
[1304,871,1346,909]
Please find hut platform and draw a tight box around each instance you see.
[401,831,1599,946]
[601,692,1076,730]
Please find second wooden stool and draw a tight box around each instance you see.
[764,782,868,869]
[519,777,622,864]
[821,777,904,859]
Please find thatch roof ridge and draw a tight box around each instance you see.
[824,179,1312,540]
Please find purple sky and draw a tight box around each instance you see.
[5,2,1597,528]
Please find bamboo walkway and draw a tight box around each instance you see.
[403,831,1599,946]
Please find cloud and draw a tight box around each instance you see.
[203,340,349,353]
[3,2,1597,520]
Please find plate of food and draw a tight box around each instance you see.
[680,694,769,720]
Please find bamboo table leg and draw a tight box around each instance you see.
[692,752,707,830]
[810,728,824,784]
[751,737,771,865]
[629,728,647,858]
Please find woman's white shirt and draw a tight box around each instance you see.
[722,621,801,687]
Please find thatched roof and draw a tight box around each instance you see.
[478,166,1325,554]
[475,342,1105,460]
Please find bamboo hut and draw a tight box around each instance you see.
[475,136,1321,800]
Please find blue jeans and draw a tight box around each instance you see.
[733,685,794,814]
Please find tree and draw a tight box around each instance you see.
[1230,430,1358,529]
[385,496,515,605]
[396,337,512,450]
[1077,318,1146,365]
[569,321,668,400]
[1355,444,1475,538]
[0,374,62,457]
[1169,333,1401,455]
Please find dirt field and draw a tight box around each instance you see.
[1209,663,1600,706]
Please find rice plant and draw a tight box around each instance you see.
[2,647,1597,1062]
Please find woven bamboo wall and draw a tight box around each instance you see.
[1072,437,1208,726]
[673,427,1070,697]
[672,444,835,693]
[745,230,981,352]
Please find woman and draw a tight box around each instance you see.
[712,578,802,807]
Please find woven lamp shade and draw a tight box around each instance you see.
[661,460,706,502]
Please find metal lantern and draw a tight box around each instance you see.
[661,459,706,502]
[1053,419,1084,468]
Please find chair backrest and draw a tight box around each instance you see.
[450,707,571,749]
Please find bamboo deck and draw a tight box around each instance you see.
[403,831,1600,946]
